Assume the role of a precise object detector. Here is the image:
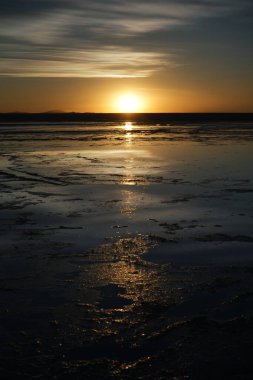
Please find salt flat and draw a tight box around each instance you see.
[0,121,253,379]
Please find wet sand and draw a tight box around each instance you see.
[0,122,253,379]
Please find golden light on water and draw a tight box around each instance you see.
[124,122,133,131]
[117,94,141,113]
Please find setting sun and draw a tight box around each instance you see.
[117,94,141,113]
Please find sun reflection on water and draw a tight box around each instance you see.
[124,122,133,131]
[120,122,139,212]
[120,189,136,216]
[125,131,133,146]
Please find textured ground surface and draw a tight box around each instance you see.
[0,122,253,379]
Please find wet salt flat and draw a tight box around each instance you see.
[0,121,253,379]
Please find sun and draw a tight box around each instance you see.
[117,94,140,113]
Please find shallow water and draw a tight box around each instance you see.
[0,121,253,379]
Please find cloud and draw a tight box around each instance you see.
[0,48,172,77]
[0,0,252,77]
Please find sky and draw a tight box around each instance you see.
[0,0,253,112]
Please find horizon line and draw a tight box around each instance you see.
[1,112,253,115]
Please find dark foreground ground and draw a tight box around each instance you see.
[0,120,253,379]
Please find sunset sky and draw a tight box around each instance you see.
[0,0,253,113]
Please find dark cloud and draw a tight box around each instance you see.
[0,0,252,77]
[0,0,63,17]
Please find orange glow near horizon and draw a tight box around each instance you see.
[1,77,253,113]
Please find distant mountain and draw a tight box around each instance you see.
[44,110,65,114]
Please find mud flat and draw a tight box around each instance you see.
[0,122,253,379]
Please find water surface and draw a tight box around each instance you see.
[0,120,253,379]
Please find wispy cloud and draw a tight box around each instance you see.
[0,0,251,77]
[0,48,172,77]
